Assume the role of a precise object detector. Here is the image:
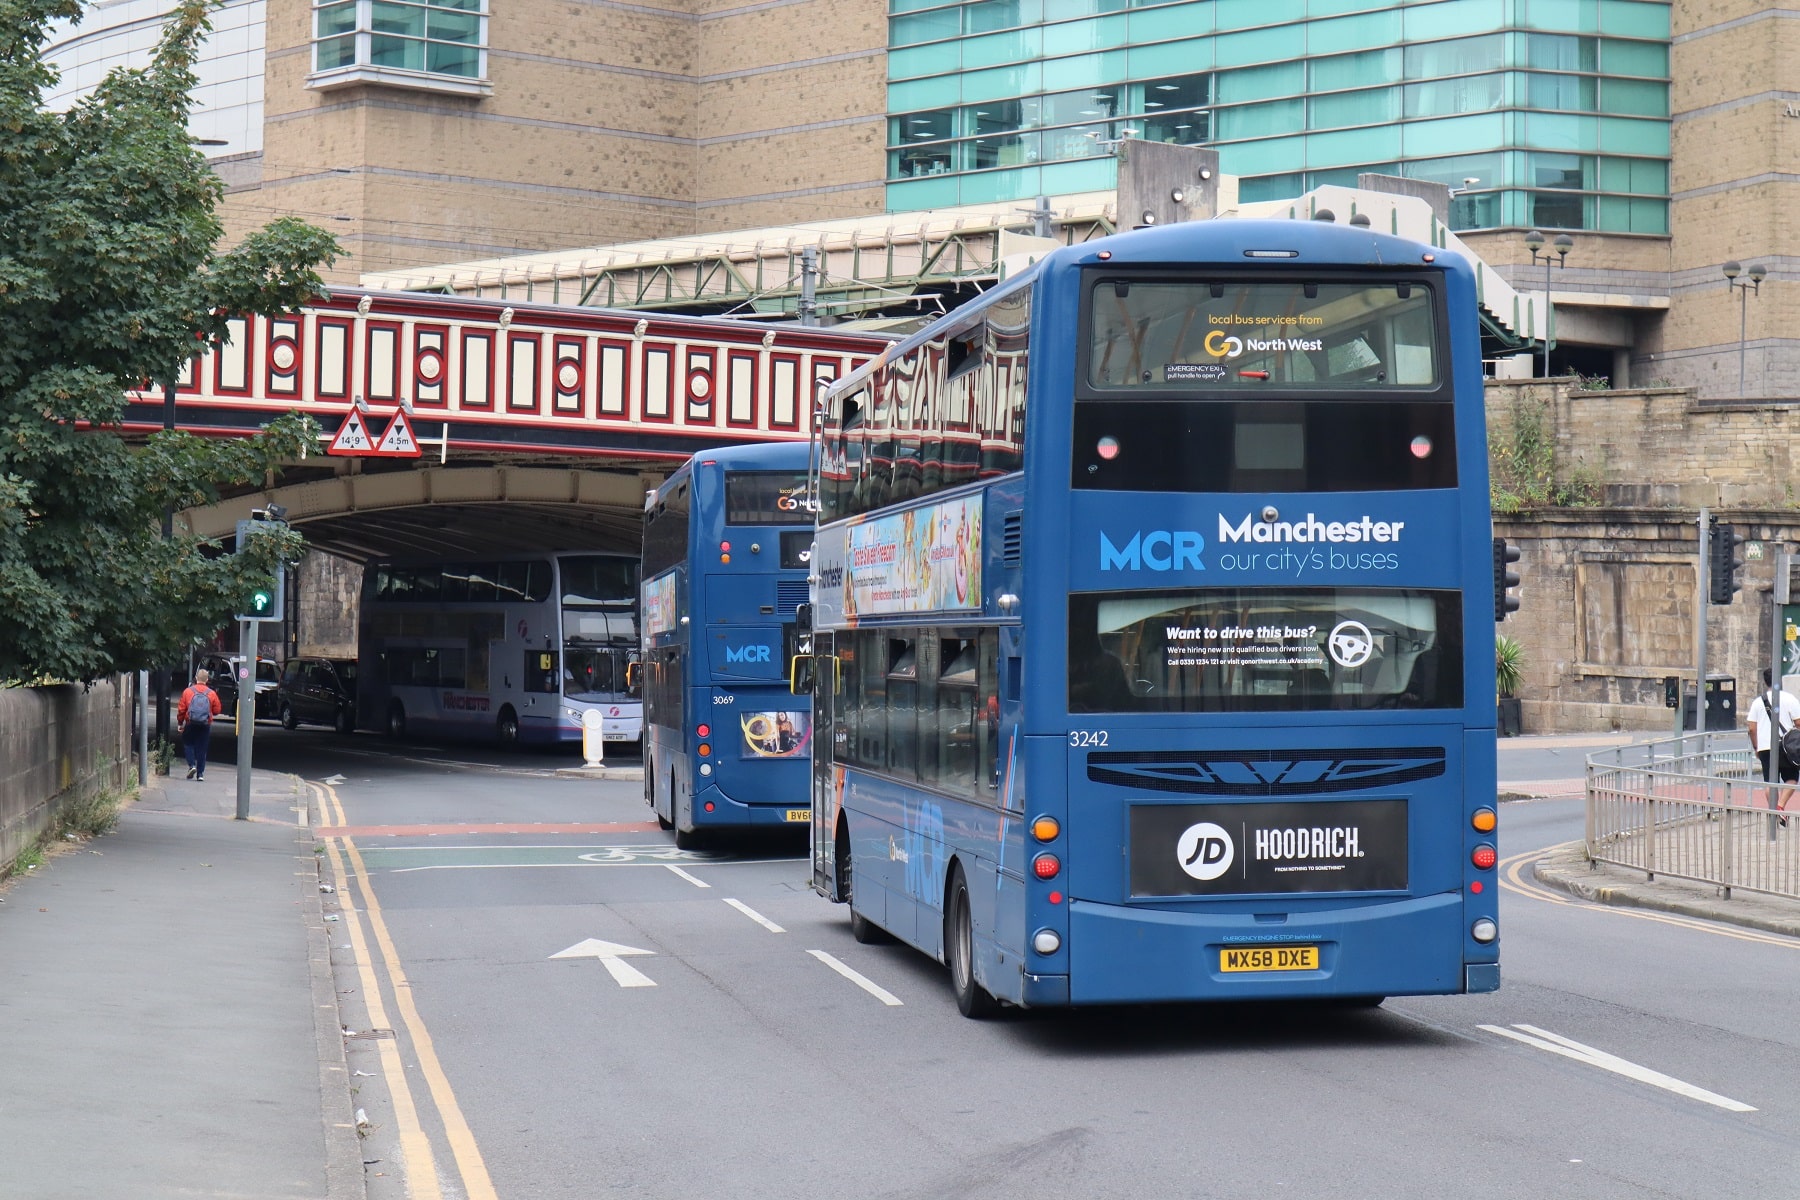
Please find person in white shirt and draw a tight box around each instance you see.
[1746,667,1800,821]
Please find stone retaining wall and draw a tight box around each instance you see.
[0,679,133,877]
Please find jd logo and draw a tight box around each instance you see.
[1100,530,1206,571]
[1176,822,1234,881]
[725,644,772,663]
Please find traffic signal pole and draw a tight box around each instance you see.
[236,618,256,820]
[1693,509,1710,737]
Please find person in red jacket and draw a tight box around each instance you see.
[178,668,223,780]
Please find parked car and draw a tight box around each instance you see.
[195,654,283,722]
[276,657,358,734]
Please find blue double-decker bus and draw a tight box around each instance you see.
[641,441,815,847]
[804,216,1502,1015]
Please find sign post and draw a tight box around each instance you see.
[236,618,256,820]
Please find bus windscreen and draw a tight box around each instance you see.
[1068,588,1463,712]
[1085,278,1439,391]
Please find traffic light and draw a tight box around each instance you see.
[1709,519,1745,605]
[1493,537,1521,621]
[235,510,288,623]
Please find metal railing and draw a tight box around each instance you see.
[1587,732,1800,901]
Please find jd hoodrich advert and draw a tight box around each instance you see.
[1129,799,1408,897]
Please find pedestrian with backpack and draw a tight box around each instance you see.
[1746,667,1800,825]
[178,668,223,780]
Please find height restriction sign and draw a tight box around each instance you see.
[327,411,379,456]
[375,410,422,457]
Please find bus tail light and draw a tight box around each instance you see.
[1032,853,1060,880]
[1031,816,1060,842]
[1471,807,1497,833]
[1471,918,1498,943]
[720,540,731,564]
[1471,844,1497,870]
[697,724,710,738]
[698,743,711,757]
[1032,929,1061,955]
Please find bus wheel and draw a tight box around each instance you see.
[386,702,407,739]
[280,703,298,731]
[674,825,702,851]
[496,707,519,748]
[945,864,997,1019]
[838,819,887,944]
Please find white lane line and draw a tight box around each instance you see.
[666,865,711,888]
[1479,1024,1756,1112]
[808,950,903,1006]
[723,898,784,932]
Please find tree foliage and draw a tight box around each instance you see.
[0,0,338,682]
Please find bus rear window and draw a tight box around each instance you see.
[725,471,811,525]
[1072,399,1456,492]
[1069,588,1462,713]
[1085,277,1440,391]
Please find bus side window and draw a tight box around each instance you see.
[887,636,918,779]
[857,630,887,769]
[938,635,979,799]
[525,651,557,693]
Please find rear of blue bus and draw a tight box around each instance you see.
[683,448,816,833]
[1015,220,1500,1006]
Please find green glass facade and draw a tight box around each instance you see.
[886,0,1670,234]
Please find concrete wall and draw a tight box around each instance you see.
[0,679,134,877]
[296,550,360,658]
[1488,378,1800,733]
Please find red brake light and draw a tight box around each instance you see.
[1032,853,1060,880]
[1471,844,1497,870]
[697,724,710,738]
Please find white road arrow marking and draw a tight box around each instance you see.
[1479,1024,1756,1112]
[322,774,348,786]
[724,898,784,933]
[550,938,657,988]
[808,950,902,1006]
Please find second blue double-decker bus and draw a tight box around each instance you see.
[641,441,815,847]
[805,215,1502,1015]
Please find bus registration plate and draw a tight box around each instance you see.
[784,809,810,823]
[1220,945,1319,973]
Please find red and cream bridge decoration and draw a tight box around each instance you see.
[128,288,891,559]
[128,287,886,456]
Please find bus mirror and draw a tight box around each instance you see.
[625,662,641,688]
[795,602,812,633]
[790,654,814,695]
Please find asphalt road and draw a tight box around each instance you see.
[231,725,1800,1199]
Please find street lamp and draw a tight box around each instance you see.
[1723,260,1767,398]
[1524,230,1574,378]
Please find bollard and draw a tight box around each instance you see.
[582,708,605,768]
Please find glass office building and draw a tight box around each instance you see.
[886,0,1670,234]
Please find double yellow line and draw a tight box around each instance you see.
[312,781,498,1200]
[1500,844,1800,950]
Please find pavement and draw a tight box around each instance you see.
[0,762,362,1200]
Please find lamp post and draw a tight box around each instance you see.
[1524,230,1574,378]
[1723,260,1767,398]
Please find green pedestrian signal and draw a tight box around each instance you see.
[235,510,289,623]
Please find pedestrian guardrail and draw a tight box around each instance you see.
[1586,732,1799,901]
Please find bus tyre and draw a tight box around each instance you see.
[945,864,997,1019]
[496,707,519,748]
[386,702,406,739]
[280,703,298,731]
